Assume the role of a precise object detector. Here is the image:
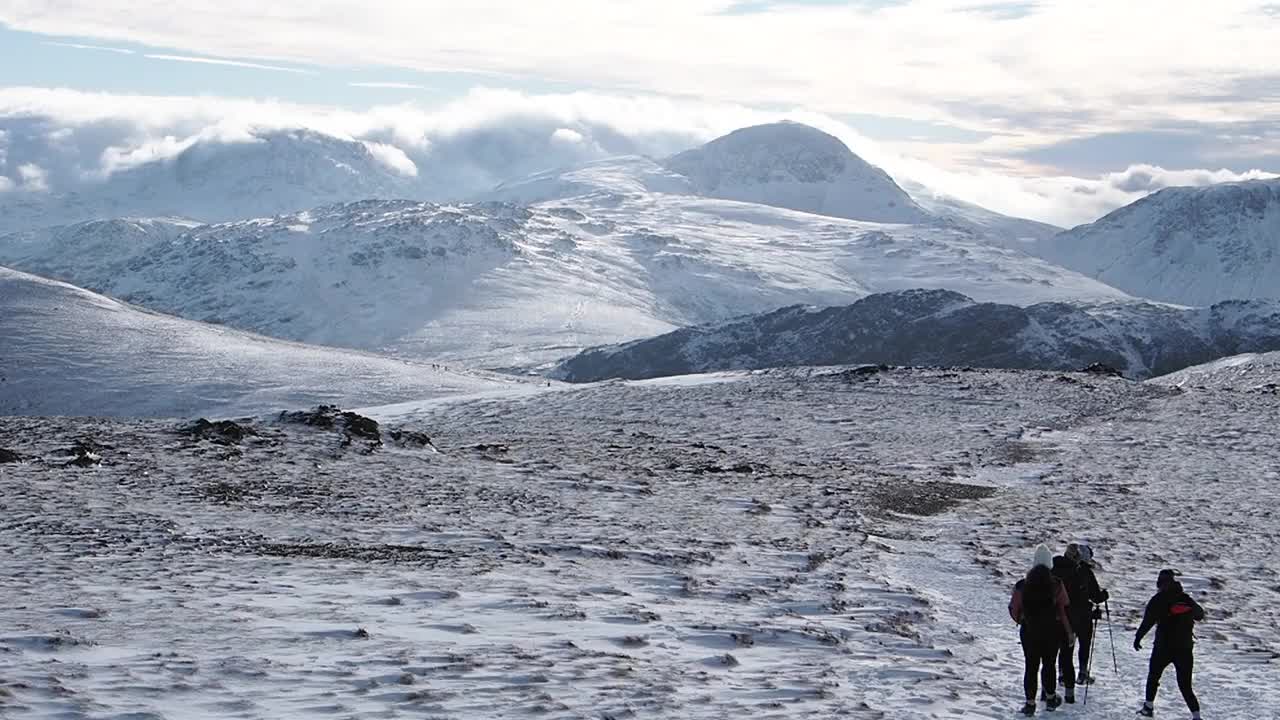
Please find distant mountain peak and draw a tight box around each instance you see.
[1034,177,1280,306]
[663,122,931,224]
[675,122,855,185]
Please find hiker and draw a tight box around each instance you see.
[1134,569,1205,719]
[1010,544,1074,715]
[1052,542,1110,696]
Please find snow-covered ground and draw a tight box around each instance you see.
[0,266,529,417]
[1151,351,1280,391]
[2,367,1274,718]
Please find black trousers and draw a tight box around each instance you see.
[1062,613,1096,685]
[1146,646,1199,713]
[1021,628,1060,703]
[1075,615,1094,677]
[1057,635,1076,690]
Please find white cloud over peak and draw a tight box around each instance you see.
[1102,164,1278,194]
[0,86,1274,226]
[362,141,418,177]
[16,162,49,191]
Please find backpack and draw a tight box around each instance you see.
[1054,556,1092,614]
[1021,566,1060,631]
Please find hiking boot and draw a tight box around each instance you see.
[1137,704,1154,717]
[1077,670,1093,685]
[1064,688,1075,704]
[1020,702,1036,716]
[1045,695,1063,711]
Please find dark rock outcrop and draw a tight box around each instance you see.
[180,418,257,445]
[279,405,382,449]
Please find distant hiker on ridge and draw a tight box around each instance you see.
[1051,542,1109,700]
[1010,544,1073,715]
[1135,569,1205,719]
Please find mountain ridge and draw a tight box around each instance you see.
[0,196,1132,368]
[552,288,1280,382]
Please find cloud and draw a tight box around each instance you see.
[16,163,49,191]
[1103,164,1277,195]
[362,141,418,177]
[143,54,313,74]
[551,128,586,144]
[2,0,1278,138]
[98,134,198,176]
[349,82,426,90]
[0,86,1274,227]
[46,40,135,54]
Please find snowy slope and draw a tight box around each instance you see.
[0,217,197,280]
[0,195,1133,369]
[1150,351,1280,390]
[663,122,932,224]
[1034,179,1280,305]
[0,129,417,233]
[0,266,523,417]
[899,178,1062,248]
[553,289,1280,382]
[487,155,695,204]
[3,367,1276,718]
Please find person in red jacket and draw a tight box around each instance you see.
[1010,544,1074,715]
[1135,569,1206,719]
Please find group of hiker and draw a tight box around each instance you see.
[1008,542,1206,718]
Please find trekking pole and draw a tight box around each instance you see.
[1105,599,1120,674]
[1083,606,1100,706]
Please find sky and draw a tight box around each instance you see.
[1,0,1279,226]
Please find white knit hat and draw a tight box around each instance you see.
[1034,544,1053,569]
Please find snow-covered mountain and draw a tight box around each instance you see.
[663,122,932,224]
[0,217,196,280]
[553,289,1280,382]
[0,194,1133,368]
[1034,179,1280,305]
[0,266,522,417]
[489,123,1064,249]
[0,129,418,234]
[1151,351,1280,391]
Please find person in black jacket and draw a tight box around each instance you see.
[1050,553,1081,702]
[1134,569,1205,719]
[1060,543,1109,687]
